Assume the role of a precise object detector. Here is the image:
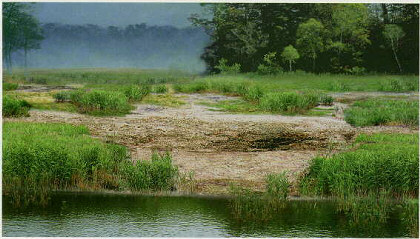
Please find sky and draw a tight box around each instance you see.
[33,3,206,28]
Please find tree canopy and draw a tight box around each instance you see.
[191,3,419,74]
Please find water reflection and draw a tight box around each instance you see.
[3,192,415,237]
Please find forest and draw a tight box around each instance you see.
[190,3,419,74]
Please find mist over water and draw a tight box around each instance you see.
[12,23,210,73]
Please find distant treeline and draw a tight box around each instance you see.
[11,23,209,72]
[191,3,419,74]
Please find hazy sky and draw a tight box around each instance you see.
[33,3,206,27]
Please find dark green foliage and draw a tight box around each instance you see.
[266,172,290,199]
[300,133,419,197]
[344,99,418,126]
[192,3,418,74]
[3,82,18,91]
[2,95,31,117]
[320,94,334,106]
[121,152,179,191]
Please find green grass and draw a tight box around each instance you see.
[266,172,290,200]
[120,152,178,191]
[7,68,193,86]
[344,99,419,127]
[3,82,19,91]
[300,133,419,198]
[77,90,132,116]
[3,122,179,206]
[123,85,150,101]
[174,73,418,94]
[259,91,320,113]
[142,93,186,107]
[2,95,31,117]
[152,84,168,93]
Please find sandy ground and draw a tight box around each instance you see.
[5,92,418,194]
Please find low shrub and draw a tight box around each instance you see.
[215,58,241,75]
[3,82,19,91]
[344,99,418,127]
[300,133,419,197]
[266,172,290,199]
[3,95,31,117]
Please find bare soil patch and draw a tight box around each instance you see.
[5,92,417,194]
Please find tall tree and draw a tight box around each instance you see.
[330,4,370,72]
[383,24,405,72]
[20,13,44,71]
[281,45,299,71]
[296,18,326,72]
[2,3,43,73]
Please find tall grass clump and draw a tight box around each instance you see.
[344,99,418,127]
[123,85,150,101]
[2,95,31,117]
[300,133,419,198]
[379,79,419,92]
[61,90,132,116]
[3,122,129,206]
[3,82,19,91]
[53,91,72,102]
[152,84,168,93]
[259,91,320,113]
[120,152,178,191]
[3,122,181,207]
[266,172,290,199]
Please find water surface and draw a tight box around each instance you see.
[2,192,413,237]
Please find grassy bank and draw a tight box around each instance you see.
[344,99,419,127]
[299,133,419,198]
[3,122,179,206]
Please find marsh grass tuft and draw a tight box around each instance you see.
[3,95,31,117]
[266,172,290,199]
[3,82,19,91]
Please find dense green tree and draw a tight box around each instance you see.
[296,18,326,72]
[329,4,370,72]
[281,45,299,71]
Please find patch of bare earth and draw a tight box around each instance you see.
[5,92,418,195]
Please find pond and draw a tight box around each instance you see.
[2,192,414,237]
